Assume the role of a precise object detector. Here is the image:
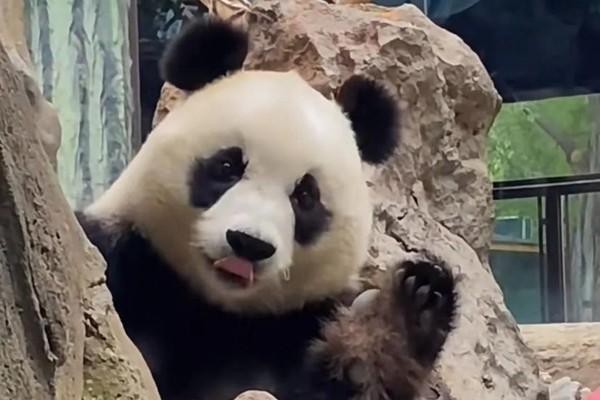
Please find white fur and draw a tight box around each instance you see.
[86,70,373,314]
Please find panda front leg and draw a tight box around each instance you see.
[310,259,458,400]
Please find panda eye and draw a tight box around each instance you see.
[295,189,315,210]
[291,174,319,211]
[214,160,234,179]
[208,149,245,182]
[210,160,237,182]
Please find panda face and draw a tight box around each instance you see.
[168,71,373,311]
[86,17,400,313]
[86,70,374,312]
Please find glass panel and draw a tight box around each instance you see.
[490,198,543,323]
[563,192,600,322]
[433,0,600,102]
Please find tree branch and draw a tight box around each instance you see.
[521,107,576,156]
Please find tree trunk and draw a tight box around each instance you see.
[0,25,160,400]
[522,96,600,323]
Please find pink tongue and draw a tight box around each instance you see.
[213,256,255,285]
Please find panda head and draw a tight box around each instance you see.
[88,16,401,313]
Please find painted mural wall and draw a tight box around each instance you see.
[25,0,134,209]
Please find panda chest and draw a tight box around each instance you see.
[135,308,322,400]
[108,234,328,399]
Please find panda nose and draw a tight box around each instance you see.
[226,230,276,262]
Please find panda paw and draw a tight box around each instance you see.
[393,259,457,364]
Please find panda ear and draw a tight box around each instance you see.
[336,75,400,165]
[159,16,249,92]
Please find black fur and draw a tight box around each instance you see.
[77,212,355,400]
[76,212,457,400]
[393,260,457,366]
[75,211,124,256]
[290,174,332,246]
[310,259,458,400]
[159,15,249,92]
[336,76,400,165]
[75,17,457,400]
[188,146,246,208]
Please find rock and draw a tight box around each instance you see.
[368,205,546,399]
[23,72,62,172]
[521,323,600,391]
[199,0,252,25]
[152,82,187,129]
[81,242,161,400]
[0,6,159,400]
[154,1,545,398]
[0,0,31,65]
[0,54,82,397]
[548,376,590,400]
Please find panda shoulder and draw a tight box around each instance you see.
[75,211,129,261]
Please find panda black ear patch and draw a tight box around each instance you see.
[336,76,400,165]
[159,16,249,92]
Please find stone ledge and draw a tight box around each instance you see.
[520,323,600,391]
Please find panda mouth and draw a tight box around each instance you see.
[212,256,256,288]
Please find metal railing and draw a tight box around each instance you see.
[492,174,600,322]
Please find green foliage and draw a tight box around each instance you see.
[488,95,593,222]
[488,95,591,182]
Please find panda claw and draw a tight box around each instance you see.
[394,267,406,284]
[391,259,457,365]
[403,275,417,297]
[431,291,444,310]
[419,309,434,331]
[414,285,430,310]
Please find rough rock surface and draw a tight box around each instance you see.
[521,323,600,391]
[0,39,84,400]
[80,242,160,400]
[153,1,547,399]
[0,4,159,400]
[368,204,547,400]
[547,377,591,400]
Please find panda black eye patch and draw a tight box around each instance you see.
[188,146,246,208]
[290,174,331,245]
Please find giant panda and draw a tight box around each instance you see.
[75,15,458,400]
